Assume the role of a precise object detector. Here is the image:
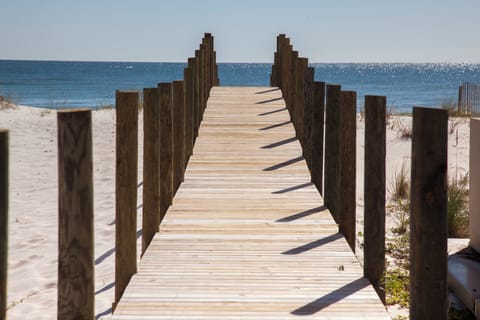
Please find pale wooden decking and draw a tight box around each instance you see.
[112,87,390,319]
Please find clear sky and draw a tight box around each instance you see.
[1,0,479,63]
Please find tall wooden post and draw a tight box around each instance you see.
[311,82,325,195]
[212,51,219,87]
[142,88,161,254]
[57,110,94,319]
[200,44,207,118]
[303,67,315,167]
[0,129,8,320]
[282,42,292,106]
[410,107,448,320]
[294,57,307,145]
[194,51,201,138]
[114,91,138,306]
[159,83,173,221]
[298,58,309,147]
[271,52,278,87]
[324,84,342,220]
[363,95,386,303]
[338,91,356,252]
[184,63,194,163]
[172,80,185,193]
[290,51,299,122]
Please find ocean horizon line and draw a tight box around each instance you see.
[1,58,480,65]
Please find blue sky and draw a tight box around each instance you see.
[1,0,479,63]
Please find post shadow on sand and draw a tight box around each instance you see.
[263,156,303,171]
[276,206,327,222]
[259,120,291,131]
[255,88,280,94]
[272,182,313,194]
[282,233,343,255]
[95,229,142,265]
[291,278,369,315]
[95,282,114,295]
[96,307,113,320]
[258,107,287,116]
[256,97,283,104]
[261,137,298,149]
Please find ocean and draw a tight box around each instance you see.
[1,60,480,112]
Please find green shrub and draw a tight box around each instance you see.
[448,174,469,238]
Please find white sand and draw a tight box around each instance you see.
[1,105,471,319]
[2,105,144,319]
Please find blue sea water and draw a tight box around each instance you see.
[0,60,479,112]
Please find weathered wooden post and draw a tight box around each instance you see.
[57,110,94,319]
[281,42,292,105]
[324,84,341,220]
[142,88,161,254]
[311,82,325,195]
[289,51,299,123]
[0,129,8,320]
[114,91,139,307]
[338,91,356,252]
[200,44,207,118]
[271,52,278,87]
[303,67,315,167]
[277,34,285,87]
[410,107,448,320]
[159,83,173,221]
[213,51,219,86]
[184,63,194,163]
[363,95,386,303]
[194,51,201,138]
[295,57,308,146]
[172,80,185,193]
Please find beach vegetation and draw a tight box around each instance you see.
[390,164,409,202]
[95,103,115,110]
[0,94,17,110]
[390,117,412,139]
[448,173,469,238]
[385,233,410,308]
[441,98,471,118]
[388,164,410,234]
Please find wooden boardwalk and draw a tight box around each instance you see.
[112,87,390,319]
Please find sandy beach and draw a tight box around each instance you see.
[1,103,471,319]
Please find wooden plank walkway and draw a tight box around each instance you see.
[112,87,390,319]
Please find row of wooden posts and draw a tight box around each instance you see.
[271,34,450,319]
[115,33,218,313]
[0,33,218,319]
[458,81,480,114]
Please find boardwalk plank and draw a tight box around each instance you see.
[112,87,389,319]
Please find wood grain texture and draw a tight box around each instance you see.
[410,107,448,320]
[115,91,139,305]
[363,96,386,303]
[112,87,389,319]
[57,110,94,319]
[143,88,161,254]
[172,80,186,193]
[159,83,174,222]
[302,67,314,168]
[311,82,325,196]
[294,57,308,145]
[184,62,195,164]
[0,129,8,320]
[338,91,357,252]
[324,84,341,222]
